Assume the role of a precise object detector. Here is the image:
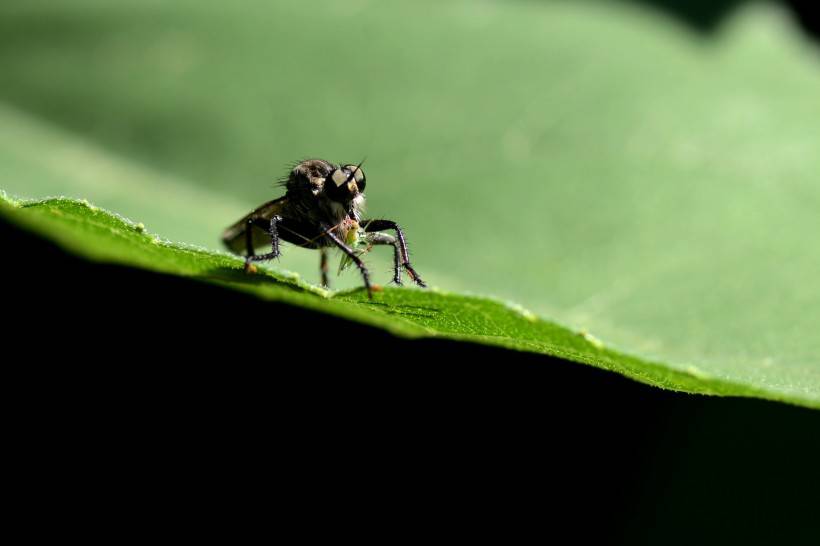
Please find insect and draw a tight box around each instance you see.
[222,159,426,299]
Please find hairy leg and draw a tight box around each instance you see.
[365,232,402,285]
[245,216,282,272]
[363,219,426,287]
[322,223,373,299]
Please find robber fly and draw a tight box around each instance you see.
[222,159,426,299]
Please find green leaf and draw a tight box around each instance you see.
[1,1,819,408]
[1,192,816,408]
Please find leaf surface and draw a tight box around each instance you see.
[1,1,819,408]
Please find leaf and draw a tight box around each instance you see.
[1,192,816,409]
[1,1,819,408]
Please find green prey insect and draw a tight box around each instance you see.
[222,159,426,298]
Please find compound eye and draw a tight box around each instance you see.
[331,169,347,187]
[346,165,366,189]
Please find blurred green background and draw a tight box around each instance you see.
[1,0,819,399]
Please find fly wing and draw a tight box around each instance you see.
[221,197,288,254]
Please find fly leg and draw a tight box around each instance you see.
[319,247,330,288]
[322,223,373,299]
[363,219,426,287]
[245,216,282,272]
[364,232,402,285]
[244,218,256,259]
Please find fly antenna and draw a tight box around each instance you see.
[345,157,367,183]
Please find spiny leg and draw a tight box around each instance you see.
[365,232,402,285]
[363,219,426,287]
[319,247,330,288]
[245,216,282,272]
[322,223,373,299]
